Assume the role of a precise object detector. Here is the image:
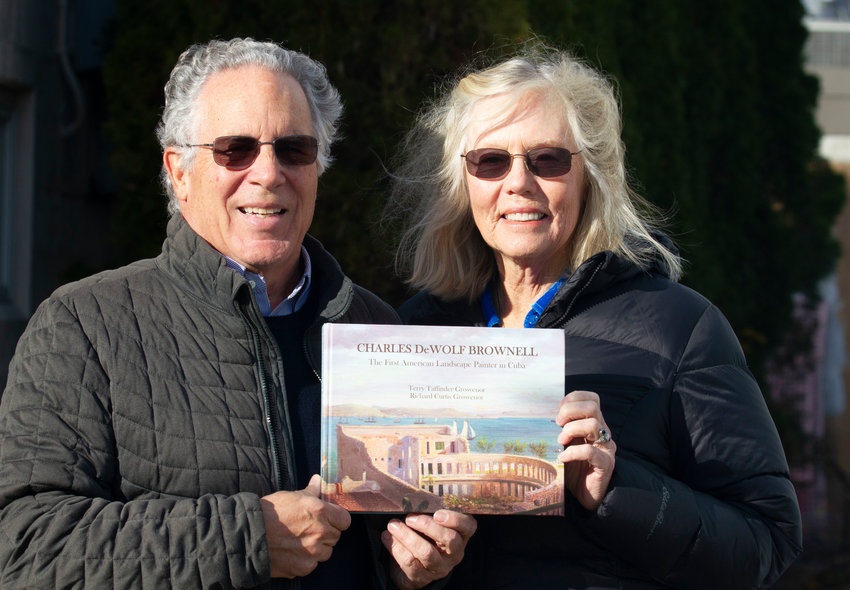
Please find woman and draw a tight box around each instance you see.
[388,47,802,589]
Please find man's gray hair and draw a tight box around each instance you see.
[156,38,342,215]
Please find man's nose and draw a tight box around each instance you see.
[249,143,286,182]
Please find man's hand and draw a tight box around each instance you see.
[260,474,352,579]
[381,510,477,589]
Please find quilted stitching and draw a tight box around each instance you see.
[0,217,398,589]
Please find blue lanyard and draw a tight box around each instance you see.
[481,274,568,328]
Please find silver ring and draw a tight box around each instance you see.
[593,428,611,447]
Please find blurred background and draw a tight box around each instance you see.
[1,0,849,586]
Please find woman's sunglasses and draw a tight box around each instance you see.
[187,135,318,169]
[461,147,580,180]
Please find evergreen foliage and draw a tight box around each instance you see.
[102,0,528,304]
[101,1,844,386]
[530,1,845,376]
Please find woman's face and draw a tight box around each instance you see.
[464,91,585,279]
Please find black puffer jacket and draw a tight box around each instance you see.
[0,216,399,589]
[398,247,803,589]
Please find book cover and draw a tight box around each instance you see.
[320,323,565,515]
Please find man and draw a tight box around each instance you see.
[0,38,474,589]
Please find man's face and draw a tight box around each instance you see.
[166,66,318,286]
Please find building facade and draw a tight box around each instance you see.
[0,0,115,386]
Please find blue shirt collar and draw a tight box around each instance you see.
[224,247,312,317]
[481,273,569,328]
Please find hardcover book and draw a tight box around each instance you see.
[320,323,565,515]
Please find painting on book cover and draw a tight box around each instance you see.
[320,323,566,516]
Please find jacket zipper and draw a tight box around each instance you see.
[550,258,605,328]
[304,329,322,384]
[241,311,292,589]
[237,299,292,493]
[302,290,353,383]
[245,317,285,491]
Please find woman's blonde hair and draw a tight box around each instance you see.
[388,45,681,301]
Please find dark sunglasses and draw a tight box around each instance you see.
[187,135,318,169]
[461,147,580,179]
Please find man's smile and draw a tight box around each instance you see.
[239,206,285,217]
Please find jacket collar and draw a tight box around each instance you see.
[401,234,676,329]
[536,231,678,327]
[155,215,353,319]
[156,215,247,312]
[301,233,354,323]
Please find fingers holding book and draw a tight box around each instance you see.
[382,510,477,589]
[555,390,617,510]
[260,474,352,579]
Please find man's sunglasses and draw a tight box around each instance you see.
[461,147,580,179]
[187,135,319,169]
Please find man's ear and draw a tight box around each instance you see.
[163,148,189,206]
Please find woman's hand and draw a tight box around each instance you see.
[381,510,477,589]
[556,390,617,511]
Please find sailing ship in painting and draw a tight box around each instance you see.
[460,420,476,440]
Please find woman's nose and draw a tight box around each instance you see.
[504,154,536,193]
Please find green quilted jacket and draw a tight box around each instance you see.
[0,215,399,589]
